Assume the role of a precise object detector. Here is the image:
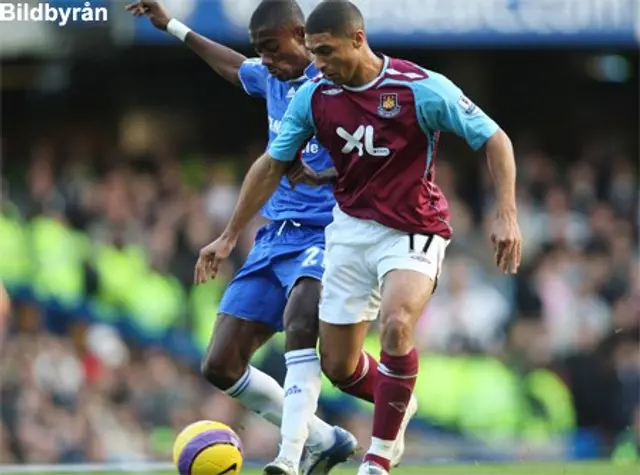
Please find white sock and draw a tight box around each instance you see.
[224,364,334,453]
[225,365,284,427]
[367,437,395,460]
[278,349,335,465]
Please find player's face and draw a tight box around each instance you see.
[250,27,309,81]
[306,31,364,85]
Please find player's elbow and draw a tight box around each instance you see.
[484,128,513,157]
[261,153,289,181]
[250,152,286,185]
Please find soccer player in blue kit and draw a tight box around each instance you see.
[128,1,357,474]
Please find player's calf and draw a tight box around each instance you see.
[200,313,273,388]
[319,321,377,403]
[200,314,287,427]
[318,320,369,383]
[327,350,378,403]
[201,349,248,391]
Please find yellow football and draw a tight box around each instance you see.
[173,420,243,475]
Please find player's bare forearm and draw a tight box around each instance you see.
[184,32,246,86]
[485,129,517,214]
[222,153,288,239]
[317,167,338,185]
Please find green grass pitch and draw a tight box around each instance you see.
[4,462,638,475]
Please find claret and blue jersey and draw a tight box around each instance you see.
[218,59,334,331]
[267,55,500,239]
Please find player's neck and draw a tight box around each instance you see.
[348,50,384,87]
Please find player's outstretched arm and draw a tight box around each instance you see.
[482,130,522,274]
[126,1,245,87]
[415,73,521,273]
[194,153,289,284]
[194,84,315,284]
[484,130,516,216]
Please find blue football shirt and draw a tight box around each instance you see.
[238,59,335,227]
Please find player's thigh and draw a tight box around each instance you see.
[319,240,379,326]
[376,233,450,354]
[318,241,379,380]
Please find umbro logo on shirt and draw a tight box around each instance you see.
[322,88,342,96]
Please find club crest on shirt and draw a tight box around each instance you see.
[378,92,401,118]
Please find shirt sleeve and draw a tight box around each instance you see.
[413,72,499,151]
[267,81,317,162]
[238,58,269,98]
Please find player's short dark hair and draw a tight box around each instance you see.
[306,0,364,37]
[249,0,305,32]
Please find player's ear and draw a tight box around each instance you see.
[293,26,305,43]
[352,30,365,49]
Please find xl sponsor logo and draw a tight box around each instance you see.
[336,125,390,158]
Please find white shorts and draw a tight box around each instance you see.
[319,206,450,325]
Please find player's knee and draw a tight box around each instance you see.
[284,310,319,351]
[284,322,318,351]
[380,308,413,355]
[200,352,246,391]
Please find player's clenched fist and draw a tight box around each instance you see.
[194,235,237,284]
[490,209,522,274]
[125,0,170,30]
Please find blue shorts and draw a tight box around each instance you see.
[218,220,326,331]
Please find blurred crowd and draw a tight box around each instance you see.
[0,125,638,465]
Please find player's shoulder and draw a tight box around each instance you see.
[384,57,431,82]
[241,57,268,74]
[242,57,297,84]
[295,76,337,100]
[384,59,461,102]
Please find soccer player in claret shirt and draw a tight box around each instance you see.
[196,1,523,474]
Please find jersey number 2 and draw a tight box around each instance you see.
[302,246,325,268]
